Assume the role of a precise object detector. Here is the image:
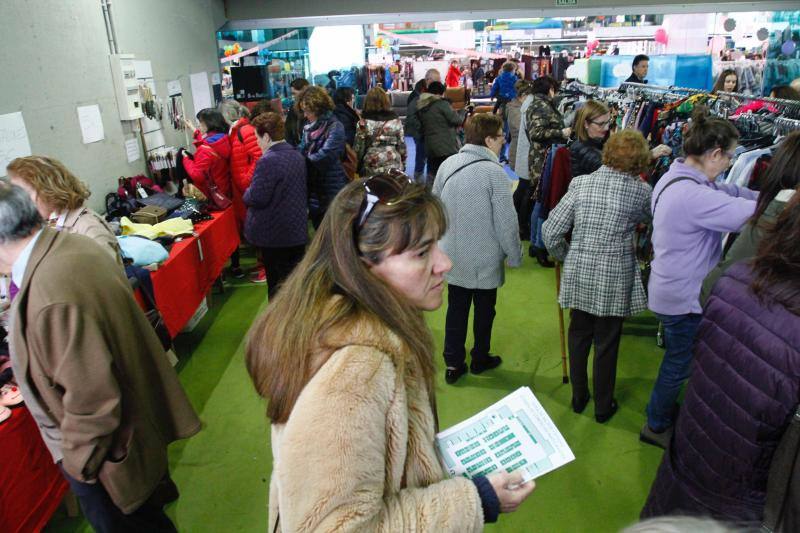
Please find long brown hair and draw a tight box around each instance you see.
[711,69,738,94]
[751,191,800,315]
[246,177,446,423]
[750,131,800,224]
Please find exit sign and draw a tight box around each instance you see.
[556,0,578,5]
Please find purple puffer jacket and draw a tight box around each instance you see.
[642,262,800,523]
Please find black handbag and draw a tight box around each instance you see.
[138,192,183,212]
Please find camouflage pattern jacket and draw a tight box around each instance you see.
[525,94,567,192]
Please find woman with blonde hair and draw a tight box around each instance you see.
[571,101,671,178]
[354,87,407,178]
[6,156,121,265]
[543,130,654,423]
[246,173,535,532]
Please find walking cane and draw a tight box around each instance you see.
[555,262,569,384]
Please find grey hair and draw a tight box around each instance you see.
[0,183,44,244]
[620,516,759,533]
[218,99,248,123]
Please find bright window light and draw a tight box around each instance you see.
[308,25,365,76]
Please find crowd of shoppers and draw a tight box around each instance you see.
[5,67,799,533]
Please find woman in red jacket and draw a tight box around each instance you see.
[221,100,264,282]
[220,100,262,228]
[183,108,243,277]
[182,108,233,199]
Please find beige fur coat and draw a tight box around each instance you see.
[268,319,484,532]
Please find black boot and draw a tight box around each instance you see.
[536,248,554,268]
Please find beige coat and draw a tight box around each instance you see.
[269,316,484,532]
[9,228,200,514]
[62,206,123,267]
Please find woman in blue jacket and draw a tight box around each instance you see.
[298,86,347,228]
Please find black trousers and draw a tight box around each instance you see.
[567,309,624,416]
[261,245,306,299]
[512,178,532,238]
[427,155,452,182]
[60,466,177,533]
[443,284,498,368]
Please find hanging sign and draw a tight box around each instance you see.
[220,30,299,64]
[556,0,578,5]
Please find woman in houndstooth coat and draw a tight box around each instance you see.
[542,130,653,424]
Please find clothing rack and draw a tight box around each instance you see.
[717,91,800,118]
[620,81,707,94]
[773,116,800,135]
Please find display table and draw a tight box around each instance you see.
[0,406,69,532]
[151,208,240,338]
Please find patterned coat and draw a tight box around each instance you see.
[432,144,522,290]
[525,94,567,190]
[542,165,652,317]
[354,114,407,177]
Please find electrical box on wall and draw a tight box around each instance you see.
[109,54,143,120]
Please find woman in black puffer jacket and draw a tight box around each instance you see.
[570,101,672,178]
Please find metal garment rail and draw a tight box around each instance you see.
[619,81,707,94]
[774,115,800,134]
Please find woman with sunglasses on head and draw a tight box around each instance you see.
[246,173,535,532]
[570,101,672,179]
[433,113,522,385]
[641,108,758,449]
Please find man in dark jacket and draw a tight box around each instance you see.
[619,55,649,92]
[406,81,468,180]
[285,78,310,146]
[332,87,359,146]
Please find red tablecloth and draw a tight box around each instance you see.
[0,406,69,532]
[151,208,240,337]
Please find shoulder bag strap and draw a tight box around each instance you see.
[653,176,698,215]
[441,158,494,191]
[762,403,800,533]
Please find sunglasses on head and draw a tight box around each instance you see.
[352,171,413,242]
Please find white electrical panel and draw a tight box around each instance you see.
[109,54,143,120]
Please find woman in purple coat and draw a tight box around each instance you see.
[244,112,308,299]
[640,193,800,524]
[641,110,758,447]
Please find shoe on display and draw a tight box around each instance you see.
[470,354,502,375]
[639,423,674,449]
[595,399,618,423]
[572,393,591,414]
[230,267,245,279]
[250,268,267,284]
[445,364,468,385]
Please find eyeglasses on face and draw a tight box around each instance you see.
[352,170,413,242]
[589,119,611,128]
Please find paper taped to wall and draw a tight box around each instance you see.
[167,80,182,96]
[77,105,105,144]
[189,72,212,114]
[436,387,574,483]
[0,112,32,177]
[125,138,140,163]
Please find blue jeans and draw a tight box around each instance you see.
[413,136,426,176]
[646,312,703,432]
[530,201,545,248]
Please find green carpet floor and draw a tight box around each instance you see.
[46,252,666,532]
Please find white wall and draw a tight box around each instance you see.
[0,0,225,211]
